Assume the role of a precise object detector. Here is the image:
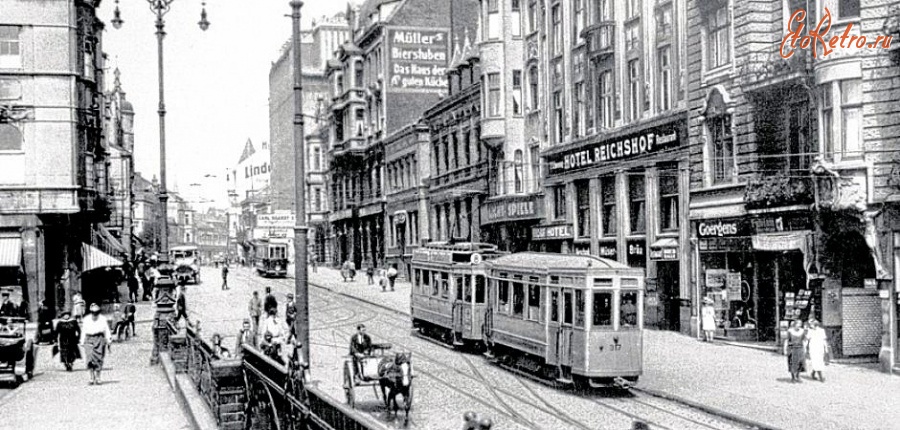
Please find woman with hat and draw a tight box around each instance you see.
[80,303,112,385]
[805,318,829,382]
[700,297,717,342]
[55,310,81,371]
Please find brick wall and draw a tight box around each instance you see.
[842,289,882,356]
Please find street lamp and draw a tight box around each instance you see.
[109,0,209,260]
[290,0,310,366]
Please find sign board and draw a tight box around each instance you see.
[751,232,808,251]
[696,219,749,238]
[482,195,543,224]
[627,240,645,257]
[598,244,617,260]
[545,117,686,175]
[726,273,743,301]
[646,293,659,307]
[705,269,727,289]
[411,248,453,264]
[531,224,573,240]
[388,28,449,93]
[864,278,877,289]
[257,212,295,229]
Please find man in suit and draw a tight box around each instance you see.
[0,290,18,318]
[349,324,372,381]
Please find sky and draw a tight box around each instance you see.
[96,0,347,208]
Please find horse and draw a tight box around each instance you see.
[378,352,412,423]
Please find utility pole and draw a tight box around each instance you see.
[290,0,309,365]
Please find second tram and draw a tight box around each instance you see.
[483,252,644,388]
[254,239,289,278]
[409,242,504,347]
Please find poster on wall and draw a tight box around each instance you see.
[705,269,727,289]
[726,273,743,301]
[388,28,449,93]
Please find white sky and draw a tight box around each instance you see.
[96,0,345,207]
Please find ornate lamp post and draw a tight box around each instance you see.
[109,0,210,259]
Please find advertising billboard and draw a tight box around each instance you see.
[388,28,449,93]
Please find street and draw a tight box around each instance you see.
[187,266,748,430]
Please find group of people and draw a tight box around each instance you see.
[242,286,298,364]
[53,303,113,385]
[341,260,400,292]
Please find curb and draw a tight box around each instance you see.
[160,352,218,430]
[631,386,780,430]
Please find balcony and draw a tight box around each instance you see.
[582,21,615,62]
[739,48,812,94]
[744,176,814,211]
[331,88,366,111]
[430,161,489,190]
[330,136,367,157]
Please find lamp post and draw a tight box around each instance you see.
[109,0,209,259]
[290,0,310,365]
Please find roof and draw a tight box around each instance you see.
[238,138,256,164]
[422,242,499,252]
[488,252,631,271]
[358,0,399,30]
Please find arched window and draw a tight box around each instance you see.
[0,124,22,151]
[514,150,524,193]
[704,88,733,185]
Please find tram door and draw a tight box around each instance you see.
[452,275,465,338]
[557,289,574,369]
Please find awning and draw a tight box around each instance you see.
[0,238,22,267]
[650,237,679,249]
[82,243,123,272]
[96,225,126,255]
[649,237,679,261]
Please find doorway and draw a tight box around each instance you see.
[656,261,680,331]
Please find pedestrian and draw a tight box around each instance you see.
[80,303,112,385]
[72,293,85,322]
[700,297,716,342]
[261,308,286,347]
[123,301,136,338]
[174,285,188,326]
[387,264,398,291]
[248,291,262,334]
[806,318,829,382]
[110,304,126,341]
[54,311,81,371]
[379,268,388,292]
[235,319,255,357]
[350,261,357,281]
[37,300,54,344]
[127,270,140,303]
[784,319,807,383]
[211,333,231,358]
[341,260,352,282]
[0,290,18,317]
[147,264,162,301]
[366,265,375,285]
[310,255,318,273]
[285,293,297,341]
[221,264,230,290]
[264,286,278,316]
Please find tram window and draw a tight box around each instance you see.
[593,292,613,327]
[414,270,421,289]
[464,276,472,302]
[575,290,585,327]
[498,281,510,314]
[594,278,613,288]
[563,290,573,325]
[512,283,525,317]
[441,273,450,298]
[621,278,639,288]
[527,285,541,321]
[550,276,560,285]
[550,290,560,322]
[432,273,440,296]
[620,291,638,327]
[455,276,465,300]
[475,275,486,304]
[422,270,430,286]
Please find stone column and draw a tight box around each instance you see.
[471,196,482,243]
[589,178,601,257]
[460,198,470,241]
[20,226,42,319]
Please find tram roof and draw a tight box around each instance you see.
[421,242,499,252]
[170,245,198,251]
[487,252,632,271]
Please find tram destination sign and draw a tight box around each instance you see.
[545,118,686,175]
[412,248,453,264]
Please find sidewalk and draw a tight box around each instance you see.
[0,303,191,430]
[309,267,900,430]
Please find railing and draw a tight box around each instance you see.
[744,176,814,210]
[432,161,489,188]
[582,21,615,61]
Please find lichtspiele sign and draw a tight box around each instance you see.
[388,28,449,93]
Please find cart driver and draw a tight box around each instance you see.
[349,324,373,380]
[0,290,17,318]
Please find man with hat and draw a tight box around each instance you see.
[700,296,717,342]
[284,293,297,341]
[0,289,17,318]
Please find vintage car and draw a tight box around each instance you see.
[0,314,36,387]
[170,245,201,284]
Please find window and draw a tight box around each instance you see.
[625,23,640,51]
[463,276,472,301]
[512,70,523,115]
[629,173,646,234]
[551,4,563,56]
[551,290,560,322]
[528,67,539,110]
[528,0,538,33]
[0,26,21,69]
[657,46,673,111]
[656,6,673,40]
[706,3,731,70]
[441,272,450,298]
[0,124,23,151]
[527,285,541,321]
[456,275,465,300]
[336,74,344,95]
[576,180,590,238]
[786,101,813,172]
[709,113,734,184]
[563,290,573,325]
[822,84,834,159]
[514,150,524,193]
[553,186,567,219]
[598,70,613,129]
[626,0,641,19]
[593,292,613,326]
[487,73,501,117]
[841,79,862,159]
[601,176,616,236]
[573,0,585,42]
[312,147,321,171]
[530,146,542,191]
[475,275,486,304]
[620,291,638,327]
[355,110,365,136]
[659,165,679,231]
[838,0,859,19]
[498,280,510,313]
[452,133,460,169]
[573,82,584,137]
[354,60,364,88]
[487,0,501,40]
[553,91,564,143]
[628,60,642,121]
[314,188,322,212]
[512,0,522,37]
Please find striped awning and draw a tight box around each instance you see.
[82,242,123,272]
[0,238,22,267]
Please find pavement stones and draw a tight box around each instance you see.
[0,303,191,430]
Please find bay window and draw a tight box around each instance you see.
[820,79,862,161]
[487,73,501,117]
[486,0,501,40]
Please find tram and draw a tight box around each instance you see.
[483,252,644,388]
[409,242,504,347]
[254,239,289,278]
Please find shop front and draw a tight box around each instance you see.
[480,195,544,252]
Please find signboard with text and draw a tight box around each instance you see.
[531,224,573,240]
[388,28,449,93]
[257,212,295,229]
[482,195,543,224]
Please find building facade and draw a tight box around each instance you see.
[104,68,135,260]
[383,122,429,279]
[0,0,117,318]
[327,0,453,269]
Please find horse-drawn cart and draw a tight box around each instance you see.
[342,343,413,422]
[0,317,35,387]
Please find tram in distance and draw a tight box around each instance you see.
[409,242,505,347]
[254,239,289,278]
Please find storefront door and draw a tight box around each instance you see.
[755,251,806,342]
[657,261,680,332]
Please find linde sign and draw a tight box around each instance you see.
[389,29,449,92]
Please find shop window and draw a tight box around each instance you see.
[553,185,567,219]
[512,70,523,116]
[551,290,560,322]
[659,165,679,232]
[593,292,613,326]
[629,173,646,234]
[563,290,573,325]
[527,285,541,321]
[576,180,591,238]
[512,0,522,37]
[620,291,638,327]
[499,280,510,314]
[601,175,616,236]
[475,275,486,304]
[575,290,585,327]
[838,0,859,19]
[487,73,501,117]
[705,2,731,71]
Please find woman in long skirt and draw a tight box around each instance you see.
[806,319,829,382]
[55,311,81,371]
[80,303,112,385]
[784,319,806,383]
